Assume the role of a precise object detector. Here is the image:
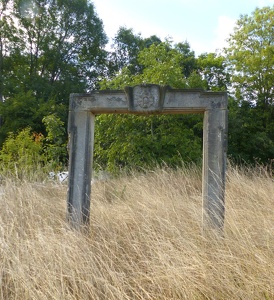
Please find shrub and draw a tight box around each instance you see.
[0,127,45,179]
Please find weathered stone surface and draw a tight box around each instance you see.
[69,85,227,114]
[67,85,228,233]
[203,108,228,232]
[67,111,95,229]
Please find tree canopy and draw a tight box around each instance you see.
[226,6,274,108]
[0,3,273,172]
[225,6,274,163]
[0,0,107,143]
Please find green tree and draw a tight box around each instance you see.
[0,0,21,100]
[228,98,274,163]
[101,41,206,90]
[0,0,107,148]
[108,27,143,75]
[13,0,107,96]
[96,41,204,172]
[197,53,229,91]
[136,42,188,87]
[0,91,44,145]
[174,41,197,77]
[225,6,274,163]
[106,27,162,77]
[226,6,274,108]
[94,114,202,172]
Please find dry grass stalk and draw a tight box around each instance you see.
[0,166,273,299]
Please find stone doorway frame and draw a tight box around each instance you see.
[67,85,228,232]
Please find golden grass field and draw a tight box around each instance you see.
[0,166,273,299]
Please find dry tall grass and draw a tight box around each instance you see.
[0,166,273,299]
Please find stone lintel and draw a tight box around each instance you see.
[69,85,227,114]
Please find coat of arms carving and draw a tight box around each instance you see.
[133,85,160,111]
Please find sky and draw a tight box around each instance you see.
[92,0,274,56]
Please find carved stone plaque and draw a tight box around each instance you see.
[133,85,160,111]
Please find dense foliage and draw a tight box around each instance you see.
[0,0,107,144]
[97,41,205,171]
[225,6,274,163]
[0,2,273,172]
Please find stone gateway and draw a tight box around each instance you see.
[67,85,228,234]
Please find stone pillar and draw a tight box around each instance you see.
[67,110,95,230]
[202,108,228,232]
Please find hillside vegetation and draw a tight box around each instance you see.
[0,166,273,299]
